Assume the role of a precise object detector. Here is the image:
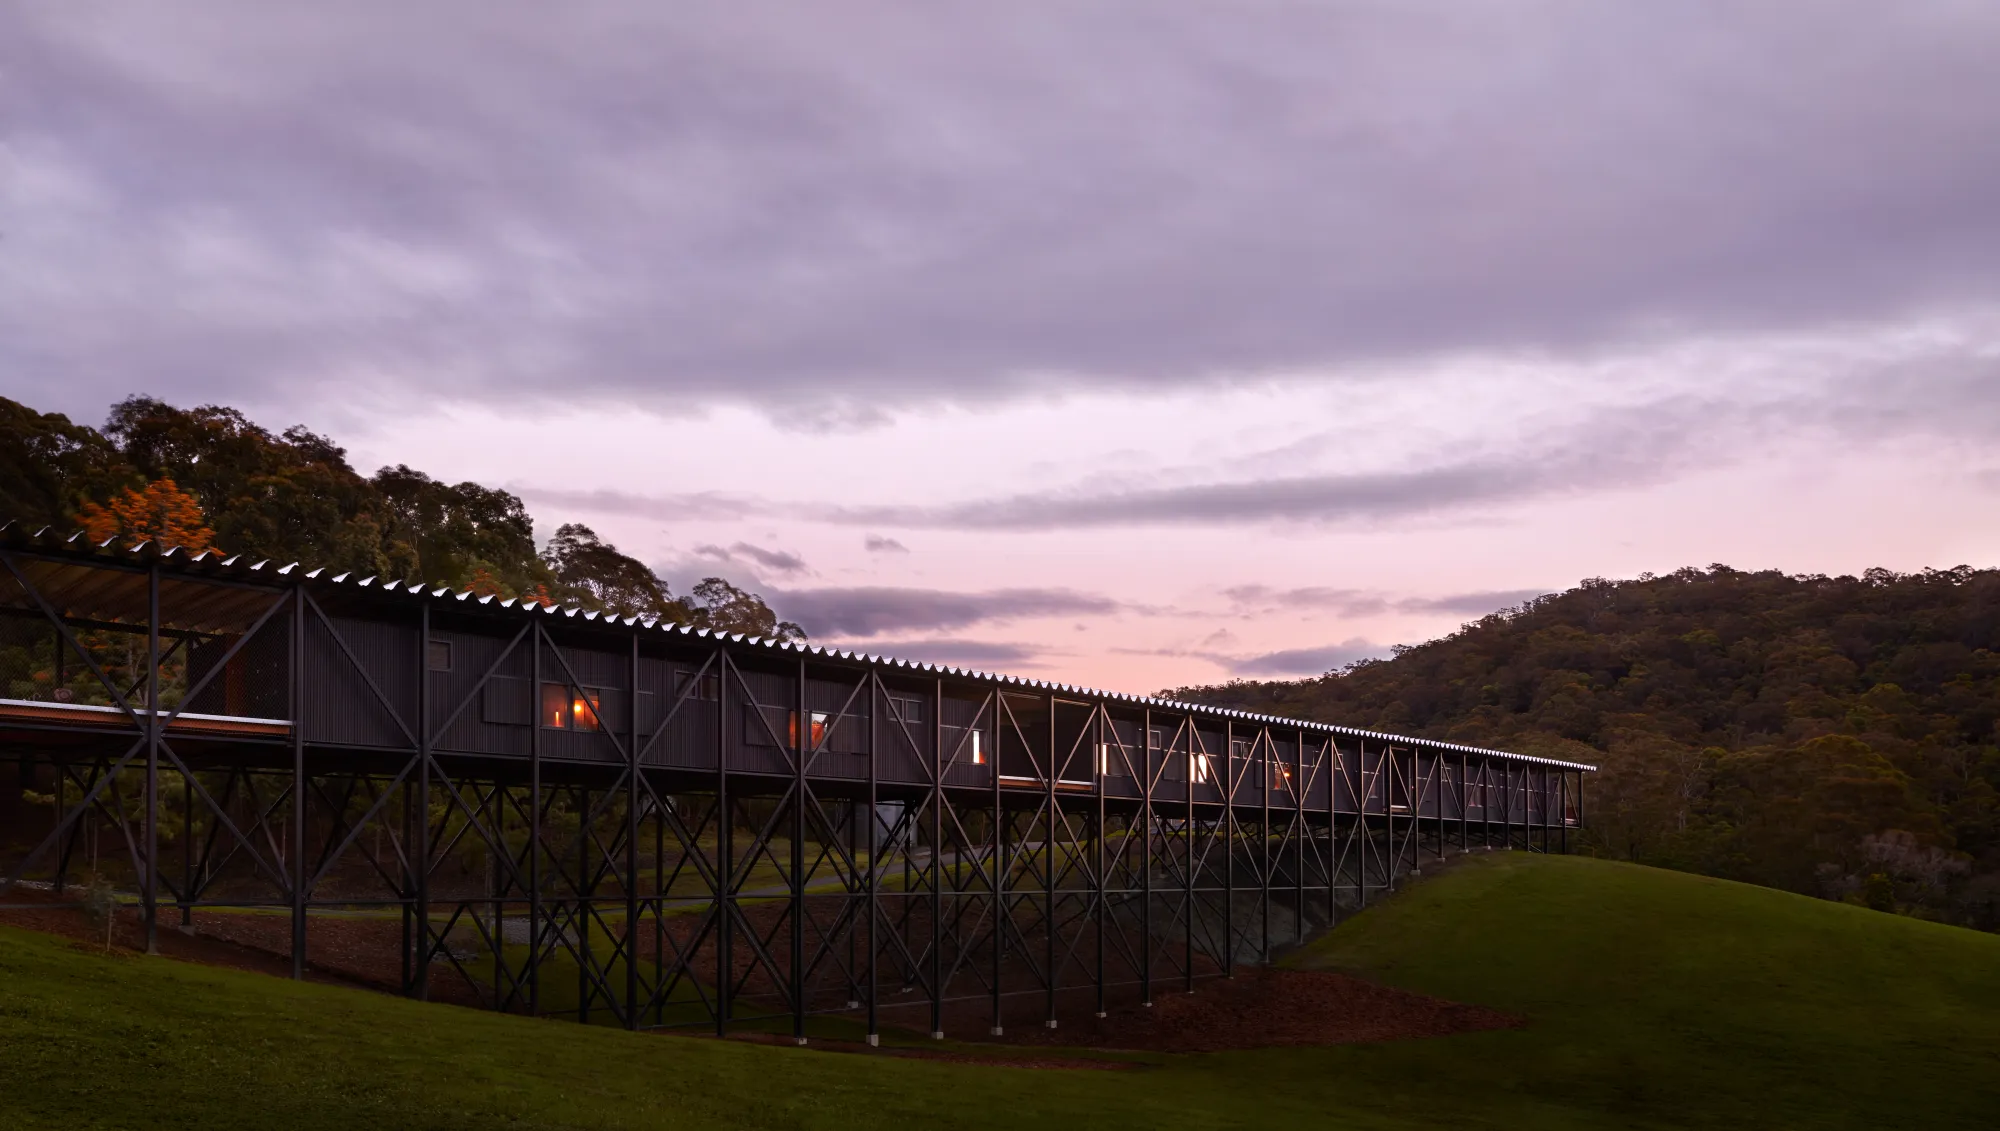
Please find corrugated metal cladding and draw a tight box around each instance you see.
[271,606,1572,815]
[0,529,1583,823]
[303,615,419,747]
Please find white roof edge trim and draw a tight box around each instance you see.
[25,531,1595,772]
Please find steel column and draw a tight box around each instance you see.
[144,563,159,954]
[1044,688,1056,1029]
[792,656,807,1044]
[930,676,944,1040]
[1140,707,1153,1007]
[715,644,731,1036]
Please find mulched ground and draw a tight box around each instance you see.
[1,888,331,982]
[0,887,487,1007]
[721,1031,1136,1070]
[938,967,1522,1053]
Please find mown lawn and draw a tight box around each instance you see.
[3,853,1996,1129]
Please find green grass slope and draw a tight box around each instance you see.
[1283,853,2000,1129]
[4,853,1996,1130]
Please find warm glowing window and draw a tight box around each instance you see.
[541,682,601,731]
[788,710,830,749]
[1191,752,1214,784]
[574,690,602,731]
[970,729,985,765]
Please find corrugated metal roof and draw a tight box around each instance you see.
[0,521,1598,772]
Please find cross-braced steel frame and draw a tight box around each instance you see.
[0,537,1589,1041]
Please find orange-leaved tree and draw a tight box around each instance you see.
[78,478,218,554]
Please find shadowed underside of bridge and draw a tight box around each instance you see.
[0,528,1589,1041]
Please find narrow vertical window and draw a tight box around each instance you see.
[541,682,570,729]
[970,729,985,765]
[572,688,602,732]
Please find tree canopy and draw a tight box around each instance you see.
[1169,565,2000,930]
[0,395,803,641]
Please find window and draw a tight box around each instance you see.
[1094,741,1132,777]
[887,694,924,724]
[542,682,602,731]
[1270,759,1293,791]
[674,669,719,702]
[1191,751,1214,785]
[1146,727,1164,750]
[427,640,453,672]
[746,705,842,749]
[790,710,830,750]
[969,728,986,765]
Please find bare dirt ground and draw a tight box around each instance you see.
[914,967,1520,1053]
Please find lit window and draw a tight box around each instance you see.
[970,729,985,765]
[541,682,601,731]
[1191,752,1213,784]
[788,710,831,749]
[1097,742,1111,776]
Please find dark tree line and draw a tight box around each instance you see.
[1169,566,2000,930]
[0,395,802,640]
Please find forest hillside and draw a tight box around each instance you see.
[0,394,798,639]
[1171,566,2000,929]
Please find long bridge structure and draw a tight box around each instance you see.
[0,525,1593,1041]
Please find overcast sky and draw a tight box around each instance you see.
[8,2,2000,693]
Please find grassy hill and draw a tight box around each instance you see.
[4,854,1997,1130]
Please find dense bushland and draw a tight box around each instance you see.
[0,394,798,638]
[1172,567,2000,929]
